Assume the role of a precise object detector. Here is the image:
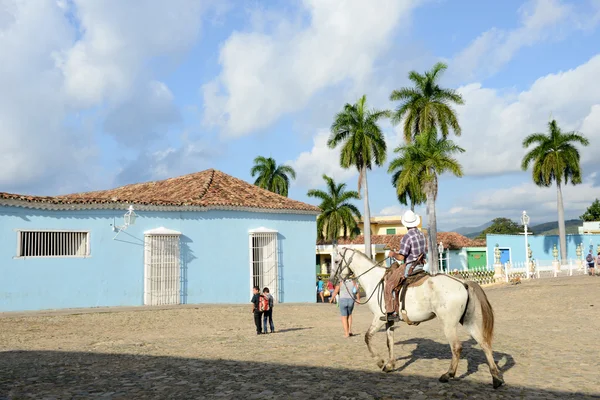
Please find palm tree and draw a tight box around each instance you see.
[328,94,388,259]
[390,61,464,142]
[388,127,465,274]
[307,174,362,244]
[250,156,296,197]
[521,119,590,264]
[390,169,426,211]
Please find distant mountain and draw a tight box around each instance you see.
[529,219,582,235]
[452,220,494,236]
[453,218,583,238]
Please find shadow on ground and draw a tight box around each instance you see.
[394,338,516,379]
[0,351,597,399]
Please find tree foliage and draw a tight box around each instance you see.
[580,199,600,222]
[388,127,465,199]
[389,61,464,142]
[476,218,523,239]
[328,94,389,191]
[250,156,296,197]
[307,175,362,242]
[521,120,589,187]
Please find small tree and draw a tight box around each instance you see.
[476,217,523,239]
[580,199,600,222]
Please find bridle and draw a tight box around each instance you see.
[332,247,391,312]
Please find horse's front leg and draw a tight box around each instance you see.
[365,315,386,369]
[382,321,396,372]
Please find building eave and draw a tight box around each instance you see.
[0,198,321,215]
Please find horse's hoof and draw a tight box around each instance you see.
[381,363,394,373]
[493,376,504,389]
[439,374,450,383]
[376,359,385,369]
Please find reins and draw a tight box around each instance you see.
[334,248,389,313]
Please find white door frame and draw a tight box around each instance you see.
[144,227,182,306]
[249,227,279,303]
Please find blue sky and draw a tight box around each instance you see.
[1,0,599,231]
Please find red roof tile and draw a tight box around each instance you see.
[317,232,485,250]
[0,169,321,213]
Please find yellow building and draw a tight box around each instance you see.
[315,214,424,275]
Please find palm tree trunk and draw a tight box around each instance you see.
[556,182,567,264]
[424,174,439,274]
[362,166,372,259]
[425,189,438,274]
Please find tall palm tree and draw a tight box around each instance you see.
[390,169,426,211]
[521,119,590,263]
[307,174,362,244]
[390,61,464,142]
[328,94,388,259]
[250,156,296,197]
[388,127,465,274]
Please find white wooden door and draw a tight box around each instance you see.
[249,230,278,303]
[144,232,181,306]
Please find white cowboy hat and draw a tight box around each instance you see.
[401,210,421,228]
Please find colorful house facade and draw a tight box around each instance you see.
[316,230,484,274]
[0,169,319,312]
[486,233,600,266]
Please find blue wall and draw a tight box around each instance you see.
[486,233,600,265]
[0,206,316,312]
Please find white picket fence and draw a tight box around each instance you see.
[445,259,589,286]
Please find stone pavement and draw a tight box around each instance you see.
[1,276,599,399]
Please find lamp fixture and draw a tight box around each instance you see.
[112,205,138,239]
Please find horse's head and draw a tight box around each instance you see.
[331,247,355,284]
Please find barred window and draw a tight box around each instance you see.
[17,231,90,258]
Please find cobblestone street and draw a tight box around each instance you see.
[1,276,599,399]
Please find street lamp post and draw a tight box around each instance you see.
[521,211,530,279]
[438,242,444,273]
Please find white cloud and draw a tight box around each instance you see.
[115,139,215,186]
[450,0,598,82]
[451,54,600,176]
[56,0,206,107]
[202,0,417,137]
[288,130,357,188]
[438,173,600,229]
[103,81,181,147]
[0,1,79,190]
[0,0,212,194]
[379,205,404,216]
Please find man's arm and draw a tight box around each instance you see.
[390,235,411,261]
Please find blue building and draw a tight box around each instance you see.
[0,169,319,312]
[486,233,600,266]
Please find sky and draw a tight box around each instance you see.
[1,0,600,232]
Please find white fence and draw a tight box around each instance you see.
[446,259,590,286]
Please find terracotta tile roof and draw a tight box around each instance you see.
[317,231,486,250]
[0,169,321,213]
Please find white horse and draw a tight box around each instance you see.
[332,247,504,389]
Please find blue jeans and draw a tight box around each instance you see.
[263,309,275,332]
[339,298,355,317]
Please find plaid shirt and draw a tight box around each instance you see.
[398,228,427,265]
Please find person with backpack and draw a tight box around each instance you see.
[250,285,264,335]
[262,287,275,334]
[586,250,595,275]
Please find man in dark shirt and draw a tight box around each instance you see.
[250,285,263,334]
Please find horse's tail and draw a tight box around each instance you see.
[464,281,494,346]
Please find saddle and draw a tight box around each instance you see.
[396,254,429,326]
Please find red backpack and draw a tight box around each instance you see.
[259,294,270,312]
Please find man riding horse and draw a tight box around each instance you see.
[381,210,427,323]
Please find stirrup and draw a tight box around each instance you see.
[401,310,420,326]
